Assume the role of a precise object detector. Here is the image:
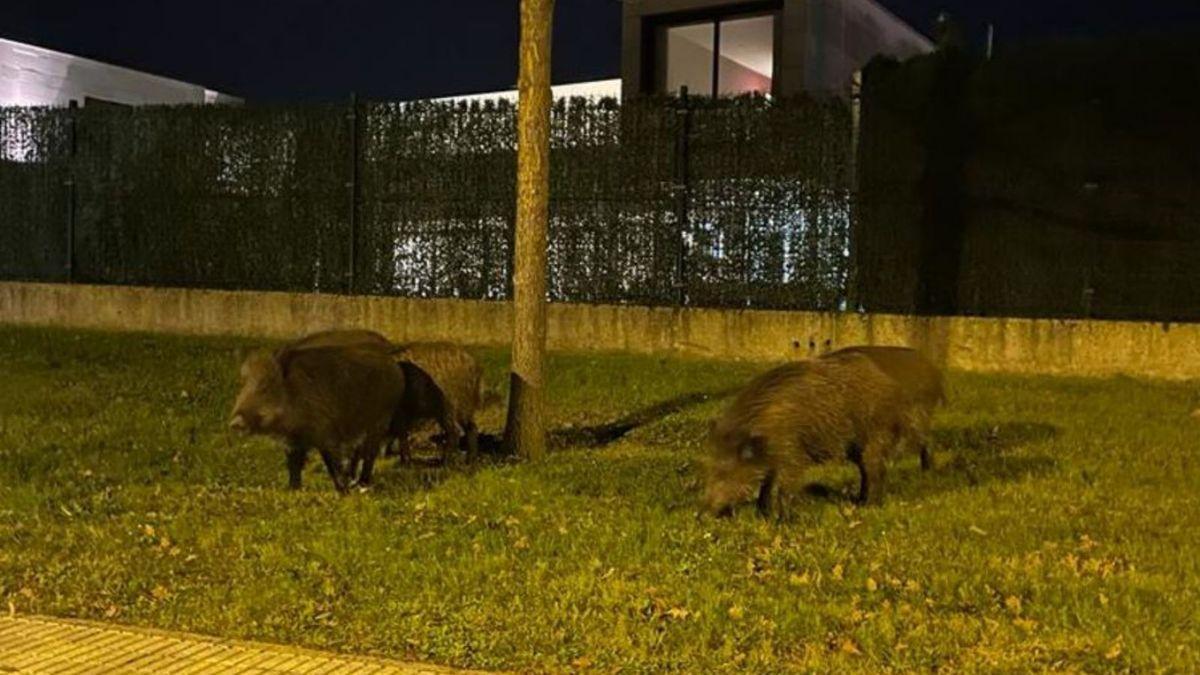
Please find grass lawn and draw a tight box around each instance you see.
[1,326,1198,673]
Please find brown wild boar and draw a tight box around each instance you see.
[820,346,945,469]
[229,343,405,493]
[388,342,484,466]
[287,328,393,352]
[283,328,401,484]
[701,353,913,517]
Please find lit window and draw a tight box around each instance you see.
[664,23,716,97]
[717,16,774,96]
[659,13,776,98]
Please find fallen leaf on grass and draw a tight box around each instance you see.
[839,639,862,656]
[1004,595,1022,615]
[1105,644,1122,660]
[666,607,690,620]
[1013,618,1037,632]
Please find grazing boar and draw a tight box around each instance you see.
[388,342,485,466]
[701,353,914,517]
[287,329,393,352]
[821,346,945,469]
[229,343,404,493]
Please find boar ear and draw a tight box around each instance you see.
[739,436,767,461]
[274,348,295,378]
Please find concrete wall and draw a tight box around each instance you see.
[3,281,1200,380]
[0,38,238,107]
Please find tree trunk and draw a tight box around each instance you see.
[503,0,554,461]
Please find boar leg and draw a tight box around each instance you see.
[357,443,380,487]
[318,449,351,493]
[908,411,933,471]
[755,470,777,518]
[917,420,933,471]
[438,415,463,467]
[462,420,479,463]
[919,442,933,471]
[285,443,310,490]
[389,417,413,463]
[855,440,888,506]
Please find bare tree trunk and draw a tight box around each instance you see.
[503,0,554,461]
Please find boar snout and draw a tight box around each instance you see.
[229,408,266,432]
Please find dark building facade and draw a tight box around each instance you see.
[621,0,932,99]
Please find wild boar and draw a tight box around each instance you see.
[229,343,404,493]
[821,346,945,469]
[701,353,913,517]
[388,342,484,466]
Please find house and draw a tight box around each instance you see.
[622,0,933,98]
[438,0,931,104]
[0,37,239,107]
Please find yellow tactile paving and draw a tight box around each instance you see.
[0,616,486,675]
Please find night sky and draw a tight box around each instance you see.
[2,1,1199,102]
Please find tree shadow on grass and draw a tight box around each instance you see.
[367,388,735,497]
[801,421,1062,505]
[931,421,1060,455]
[547,387,738,450]
[464,386,738,456]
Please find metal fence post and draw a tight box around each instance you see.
[346,93,360,295]
[674,86,692,306]
[65,100,78,283]
[846,70,863,312]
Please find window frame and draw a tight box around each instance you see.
[646,1,783,98]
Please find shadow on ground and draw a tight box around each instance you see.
[452,386,737,455]
[367,388,735,496]
[548,387,738,449]
[800,421,1062,505]
[932,421,1059,455]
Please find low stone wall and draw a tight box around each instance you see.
[2,281,1198,379]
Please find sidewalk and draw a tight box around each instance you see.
[0,615,483,674]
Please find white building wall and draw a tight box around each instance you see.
[0,37,238,107]
[806,0,935,93]
[431,78,622,105]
